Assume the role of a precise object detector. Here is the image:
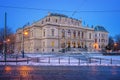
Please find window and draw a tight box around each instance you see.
[52,49,54,52]
[78,31,80,37]
[48,18,50,22]
[41,21,44,24]
[73,31,76,38]
[46,18,50,22]
[51,29,54,36]
[89,33,91,39]
[51,41,54,47]
[62,29,65,38]
[95,39,97,43]
[43,29,45,37]
[31,30,33,37]
[55,19,57,23]
[99,39,100,42]
[95,34,97,37]
[68,30,71,37]
[43,41,45,47]
[82,32,84,39]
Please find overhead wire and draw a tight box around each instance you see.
[0,5,120,13]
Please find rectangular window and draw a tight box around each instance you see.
[51,41,54,47]
[82,32,84,39]
[95,34,97,37]
[51,29,54,36]
[43,29,45,37]
[95,39,97,43]
[43,41,45,47]
[89,33,91,39]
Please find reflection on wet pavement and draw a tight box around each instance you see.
[0,66,120,80]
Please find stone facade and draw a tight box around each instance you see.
[15,13,108,53]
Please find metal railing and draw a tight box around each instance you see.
[0,56,120,66]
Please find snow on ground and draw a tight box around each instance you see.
[0,53,120,66]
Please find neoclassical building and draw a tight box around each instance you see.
[15,13,108,53]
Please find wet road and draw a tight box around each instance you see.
[0,65,120,80]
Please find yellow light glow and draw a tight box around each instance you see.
[19,66,33,77]
[24,31,28,35]
[93,43,99,49]
[7,39,10,42]
[51,41,54,47]
[114,43,117,47]
[5,66,11,73]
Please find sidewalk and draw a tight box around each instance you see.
[0,57,30,62]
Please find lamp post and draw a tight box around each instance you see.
[22,26,28,58]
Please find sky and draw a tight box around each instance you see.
[0,0,120,37]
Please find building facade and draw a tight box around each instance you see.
[93,26,109,51]
[15,13,108,53]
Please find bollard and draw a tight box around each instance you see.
[48,57,50,63]
[58,57,60,64]
[89,58,91,64]
[78,58,80,65]
[68,56,70,64]
[100,58,101,64]
[37,57,39,62]
[110,58,112,64]
[16,56,17,65]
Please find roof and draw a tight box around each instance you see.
[47,13,80,21]
[48,13,68,18]
[94,26,108,32]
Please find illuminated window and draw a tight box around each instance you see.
[51,41,54,47]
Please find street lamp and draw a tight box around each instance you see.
[6,39,10,54]
[22,26,28,58]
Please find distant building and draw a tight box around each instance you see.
[15,13,108,53]
[93,26,109,51]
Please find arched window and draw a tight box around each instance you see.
[67,41,71,48]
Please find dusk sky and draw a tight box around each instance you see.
[0,0,120,37]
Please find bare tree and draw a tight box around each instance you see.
[106,36,114,51]
[0,27,14,53]
[114,34,120,51]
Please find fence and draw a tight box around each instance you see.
[31,57,120,65]
[0,56,120,66]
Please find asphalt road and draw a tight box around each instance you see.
[0,65,120,80]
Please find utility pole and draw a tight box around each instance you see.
[3,12,7,61]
